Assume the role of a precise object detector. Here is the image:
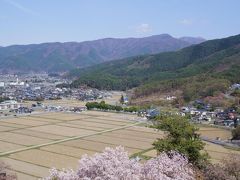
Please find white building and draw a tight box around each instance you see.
[0,82,4,87]
[9,78,25,86]
[0,100,22,110]
[231,83,240,90]
[166,95,177,101]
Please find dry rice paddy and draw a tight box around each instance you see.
[0,110,239,179]
[0,111,163,179]
[198,126,232,140]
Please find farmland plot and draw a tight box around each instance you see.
[0,111,160,180]
[0,118,49,126]
[28,125,97,137]
[198,126,232,140]
[0,110,238,179]
[0,132,50,146]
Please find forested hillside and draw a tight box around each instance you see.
[71,34,240,101]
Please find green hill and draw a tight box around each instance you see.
[71,34,240,101]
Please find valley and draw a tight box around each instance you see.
[1,2,240,178]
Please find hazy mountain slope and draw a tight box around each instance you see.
[71,34,240,98]
[179,37,205,44]
[0,34,204,73]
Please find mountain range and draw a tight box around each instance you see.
[0,34,205,73]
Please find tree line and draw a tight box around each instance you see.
[85,101,139,112]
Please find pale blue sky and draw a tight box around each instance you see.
[1,0,240,46]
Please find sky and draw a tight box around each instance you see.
[0,0,240,46]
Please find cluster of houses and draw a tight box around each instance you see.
[180,100,240,127]
[0,74,111,102]
[0,74,67,101]
[214,108,239,127]
[0,74,112,116]
[76,89,110,101]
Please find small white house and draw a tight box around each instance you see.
[0,100,22,110]
[231,83,240,90]
[0,82,4,87]
[181,106,190,113]
[166,95,177,101]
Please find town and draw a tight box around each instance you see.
[0,74,239,126]
[0,74,113,114]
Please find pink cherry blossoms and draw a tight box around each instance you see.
[44,146,194,180]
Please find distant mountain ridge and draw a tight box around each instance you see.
[179,37,206,44]
[0,34,205,73]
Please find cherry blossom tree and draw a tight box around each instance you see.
[141,151,194,180]
[0,161,17,180]
[44,146,194,180]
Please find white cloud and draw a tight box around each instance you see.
[135,23,152,33]
[3,0,37,15]
[179,19,192,25]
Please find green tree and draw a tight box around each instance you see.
[232,125,240,140]
[120,95,124,104]
[153,115,208,168]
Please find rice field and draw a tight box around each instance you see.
[204,142,240,163]
[0,110,239,179]
[198,126,232,140]
[0,111,162,179]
